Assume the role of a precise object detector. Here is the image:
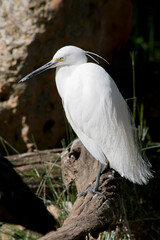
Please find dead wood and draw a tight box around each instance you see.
[39,139,121,240]
[7,149,62,192]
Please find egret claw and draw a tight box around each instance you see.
[77,188,106,199]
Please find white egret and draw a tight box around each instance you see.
[19,45,153,197]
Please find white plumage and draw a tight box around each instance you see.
[20,45,153,187]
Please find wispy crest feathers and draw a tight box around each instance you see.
[85,51,110,65]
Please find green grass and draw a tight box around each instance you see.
[0,223,41,240]
[0,136,19,156]
[130,51,137,121]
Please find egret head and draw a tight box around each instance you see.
[19,46,87,83]
[52,45,87,67]
[19,45,108,83]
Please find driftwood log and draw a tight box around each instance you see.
[0,139,121,239]
[8,148,62,192]
[39,139,121,240]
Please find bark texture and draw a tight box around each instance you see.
[8,149,62,192]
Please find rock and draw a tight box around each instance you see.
[0,0,133,153]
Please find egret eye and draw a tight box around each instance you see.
[58,57,64,62]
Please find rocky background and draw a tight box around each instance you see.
[0,0,133,153]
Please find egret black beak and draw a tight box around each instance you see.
[19,60,58,83]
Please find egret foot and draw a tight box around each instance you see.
[77,188,106,199]
[77,161,106,199]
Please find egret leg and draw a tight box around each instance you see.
[77,161,106,199]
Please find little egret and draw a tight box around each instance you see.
[19,45,153,197]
